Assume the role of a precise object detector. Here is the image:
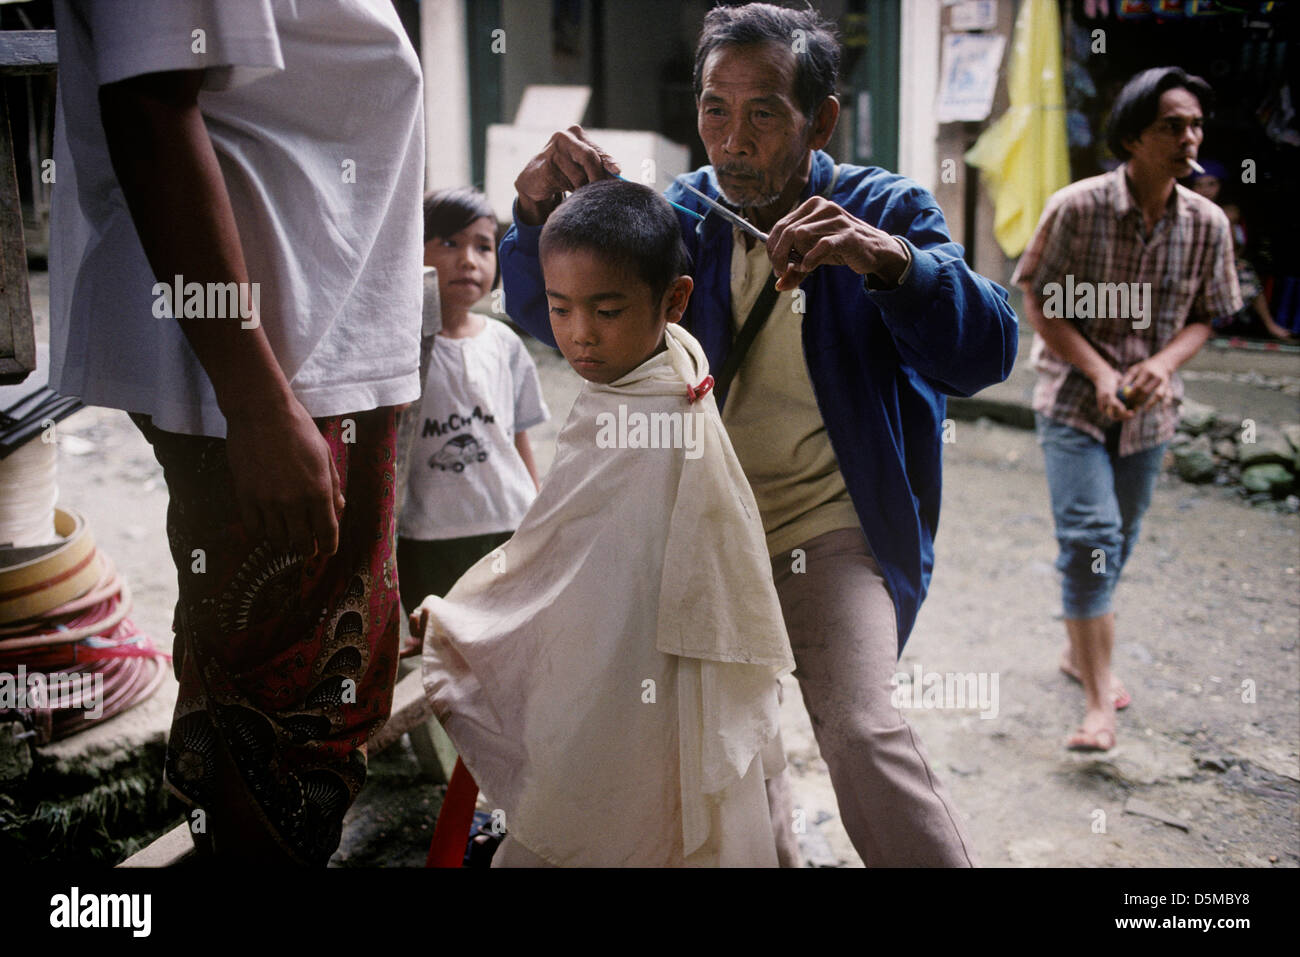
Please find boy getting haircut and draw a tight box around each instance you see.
[417,179,795,867]
[539,178,688,306]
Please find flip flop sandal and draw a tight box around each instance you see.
[1059,663,1131,710]
[1066,727,1116,752]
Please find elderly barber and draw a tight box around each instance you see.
[501,2,1017,866]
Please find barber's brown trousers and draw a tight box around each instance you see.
[768,527,977,867]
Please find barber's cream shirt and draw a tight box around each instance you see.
[722,228,860,557]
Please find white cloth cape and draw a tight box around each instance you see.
[421,323,795,866]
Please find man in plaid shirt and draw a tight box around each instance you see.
[1014,66,1241,752]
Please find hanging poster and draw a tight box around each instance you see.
[935,32,1006,124]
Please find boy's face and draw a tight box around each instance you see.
[424,216,497,314]
[543,247,692,384]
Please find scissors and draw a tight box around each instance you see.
[681,183,804,265]
[613,175,801,263]
[681,182,771,244]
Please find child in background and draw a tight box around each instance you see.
[415,179,795,867]
[397,188,549,650]
[1188,162,1296,342]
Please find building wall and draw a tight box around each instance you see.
[423,0,472,190]
[497,0,859,163]
[600,2,689,136]
[440,0,1017,281]
[898,0,941,192]
[501,0,595,126]
[930,0,1019,288]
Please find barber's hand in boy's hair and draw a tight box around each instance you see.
[515,125,620,226]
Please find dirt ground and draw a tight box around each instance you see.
[802,416,1298,868]
[28,274,1300,867]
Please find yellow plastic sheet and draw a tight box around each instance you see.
[965,0,1072,259]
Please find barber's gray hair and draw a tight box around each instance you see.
[693,3,840,120]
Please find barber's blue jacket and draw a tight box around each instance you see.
[500,149,1018,652]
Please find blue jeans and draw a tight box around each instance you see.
[1035,414,1168,620]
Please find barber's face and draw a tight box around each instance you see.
[696,41,816,210]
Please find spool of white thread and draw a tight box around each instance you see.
[0,437,60,548]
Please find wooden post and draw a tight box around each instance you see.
[0,30,56,386]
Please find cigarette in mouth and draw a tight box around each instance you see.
[1187,157,1205,175]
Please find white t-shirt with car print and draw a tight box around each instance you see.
[399,319,549,540]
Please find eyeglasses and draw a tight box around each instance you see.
[1149,116,1203,137]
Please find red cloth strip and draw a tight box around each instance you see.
[426,757,480,868]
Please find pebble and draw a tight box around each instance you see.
[1194,754,1232,772]
[1239,426,1295,468]
[796,827,841,868]
[1178,399,1218,435]
[1241,463,1293,495]
[1282,423,1300,452]
[1124,797,1191,831]
[1173,440,1216,483]
[1126,643,1154,664]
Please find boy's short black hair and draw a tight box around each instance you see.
[1106,66,1213,160]
[539,179,689,306]
[423,186,495,244]
[693,2,840,122]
